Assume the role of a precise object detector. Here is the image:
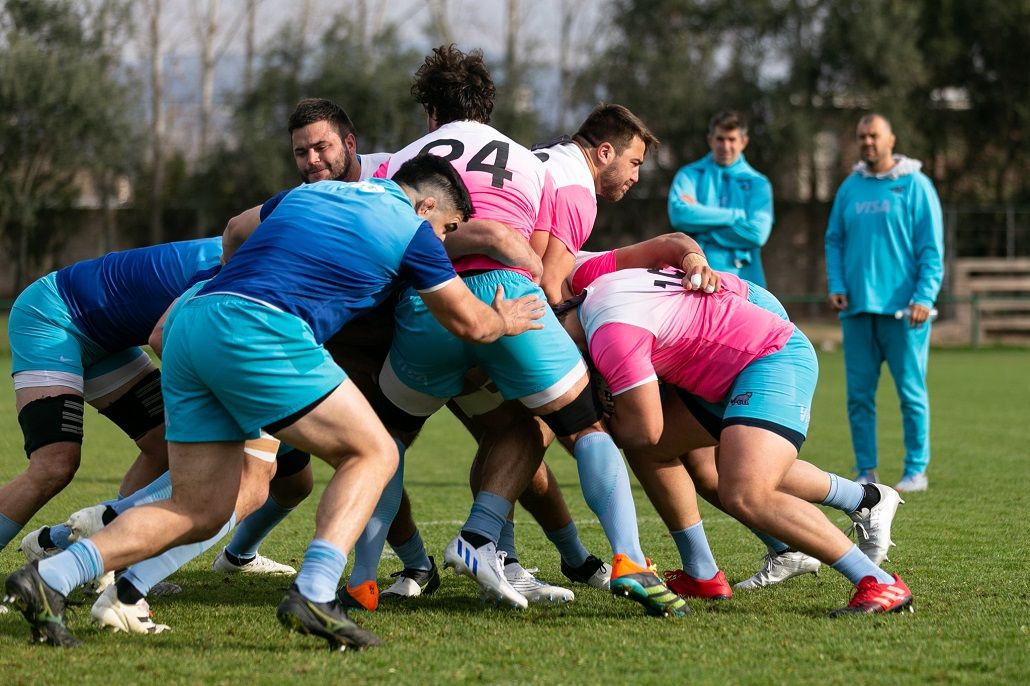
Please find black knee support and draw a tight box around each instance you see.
[538,384,602,437]
[98,369,164,440]
[18,394,84,456]
[273,448,311,480]
[368,386,429,435]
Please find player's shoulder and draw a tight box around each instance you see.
[358,152,392,180]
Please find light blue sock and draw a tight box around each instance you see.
[225,495,294,560]
[296,539,348,603]
[497,520,517,561]
[573,432,645,565]
[38,540,104,597]
[108,471,173,515]
[48,524,74,550]
[822,473,865,513]
[544,521,590,568]
[0,513,22,549]
[120,514,236,595]
[671,521,719,580]
[350,440,406,585]
[462,491,512,544]
[750,528,791,554]
[391,531,431,571]
[831,544,893,585]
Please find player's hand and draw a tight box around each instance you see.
[908,303,931,326]
[681,252,720,293]
[492,285,546,336]
[828,293,848,311]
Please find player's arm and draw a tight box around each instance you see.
[445,219,542,282]
[538,234,577,304]
[608,380,665,449]
[420,279,545,343]
[614,233,720,292]
[221,205,262,263]
[147,300,177,358]
[668,168,742,233]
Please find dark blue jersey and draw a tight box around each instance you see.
[55,238,223,351]
[200,179,456,344]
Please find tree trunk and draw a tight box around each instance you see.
[147,0,165,246]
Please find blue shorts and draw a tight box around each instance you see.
[382,270,586,415]
[161,293,346,442]
[9,273,151,400]
[677,285,817,451]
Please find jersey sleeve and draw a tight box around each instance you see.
[259,189,292,222]
[533,171,557,234]
[588,322,657,395]
[399,222,459,293]
[570,251,617,292]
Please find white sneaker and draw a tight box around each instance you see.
[443,535,527,610]
[212,548,296,575]
[66,504,107,541]
[734,550,821,590]
[895,473,928,492]
[502,563,574,605]
[91,585,171,634]
[19,527,59,562]
[849,483,904,564]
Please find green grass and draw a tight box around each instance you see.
[0,342,1028,684]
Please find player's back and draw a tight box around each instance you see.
[55,237,222,351]
[384,120,547,273]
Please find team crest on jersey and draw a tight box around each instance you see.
[730,392,752,406]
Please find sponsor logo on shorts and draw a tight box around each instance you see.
[729,392,752,406]
[800,406,811,423]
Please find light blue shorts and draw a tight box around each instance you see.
[161,293,346,442]
[9,273,150,400]
[681,284,817,450]
[382,270,586,415]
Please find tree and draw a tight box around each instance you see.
[0,0,141,291]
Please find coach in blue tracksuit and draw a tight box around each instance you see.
[668,110,773,286]
[825,113,944,493]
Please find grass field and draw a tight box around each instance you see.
[0,331,1028,684]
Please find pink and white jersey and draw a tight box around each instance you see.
[379,120,549,276]
[358,152,391,180]
[578,268,794,402]
[536,142,597,254]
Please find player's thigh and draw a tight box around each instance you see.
[167,440,245,519]
[273,378,396,469]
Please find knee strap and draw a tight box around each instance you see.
[98,369,163,440]
[538,384,601,437]
[273,448,311,480]
[18,394,84,456]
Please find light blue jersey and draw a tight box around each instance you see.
[667,153,773,286]
[825,156,944,316]
[200,179,457,344]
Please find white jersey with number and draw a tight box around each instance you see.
[380,120,550,274]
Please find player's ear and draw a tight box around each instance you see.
[597,142,615,165]
[415,196,438,218]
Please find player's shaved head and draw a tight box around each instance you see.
[858,113,893,134]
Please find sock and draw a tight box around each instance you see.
[120,514,236,596]
[225,495,295,561]
[38,540,104,597]
[858,484,882,511]
[108,471,173,515]
[391,531,431,572]
[296,539,347,603]
[115,575,145,605]
[47,524,74,550]
[349,440,406,586]
[750,528,791,554]
[545,521,590,568]
[0,513,23,549]
[823,473,865,513]
[498,519,517,564]
[573,432,645,566]
[830,544,894,585]
[671,521,719,580]
[462,491,512,546]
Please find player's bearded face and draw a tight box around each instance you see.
[598,138,646,202]
[293,122,354,183]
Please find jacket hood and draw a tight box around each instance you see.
[852,154,922,180]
